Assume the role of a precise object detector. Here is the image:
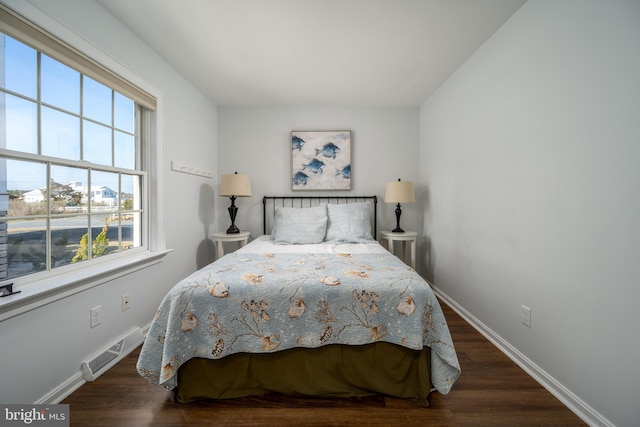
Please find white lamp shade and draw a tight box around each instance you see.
[384,180,415,203]
[219,173,252,197]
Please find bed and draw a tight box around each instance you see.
[137,196,460,406]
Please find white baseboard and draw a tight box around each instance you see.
[36,372,86,405]
[433,286,613,427]
[37,322,151,404]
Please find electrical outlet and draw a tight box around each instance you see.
[121,293,130,311]
[521,304,531,328]
[90,305,102,328]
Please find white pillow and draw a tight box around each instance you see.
[272,205,328,244]
[325,202,373,242]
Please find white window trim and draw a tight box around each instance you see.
[0,0,169,320]
[0,248,172,322]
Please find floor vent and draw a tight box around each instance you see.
[81,327,144,381]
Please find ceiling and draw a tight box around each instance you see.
[98,0,526,107]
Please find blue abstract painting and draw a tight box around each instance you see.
[291,131,351,190]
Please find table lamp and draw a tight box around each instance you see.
[384,178,415,233]
[219,172,252,233]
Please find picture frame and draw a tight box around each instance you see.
[291,130,351,191]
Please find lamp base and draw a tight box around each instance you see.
[226,196,240,234]
[392,203,405,233]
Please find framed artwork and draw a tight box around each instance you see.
[291,130,351,190]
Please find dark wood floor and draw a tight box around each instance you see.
[62,301,586,426]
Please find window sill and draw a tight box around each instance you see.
[0,249,173,322]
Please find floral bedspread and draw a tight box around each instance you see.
[137,251,461,394]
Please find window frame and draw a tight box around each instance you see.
[0,2,168,321]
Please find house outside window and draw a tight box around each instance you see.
[0,5,160,295]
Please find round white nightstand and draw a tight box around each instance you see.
[380,230,417,269]
[211,231,250,260]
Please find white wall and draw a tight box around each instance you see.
[217,106,421,250]
[0,0,218,403]
[420,1,640,426]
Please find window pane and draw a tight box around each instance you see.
[120,175,142,250]
[0,158,5,215]
[0,213,5,281]
[83,120,111,165]
[3,93,38,153]
[110,212,135,250]
[50,165,88,211]
[1,35,37,98]
[7,218,46,279]
[114,92,134,133]
[52,216,88,268]
[42,107,80,159]
[114,131,134,169]
[90,170,118,211]
[5,159,47,216]
[129,212,141,249]
[83,76,111,125]
[60,216,90,265]
[120,174,139,210]
[91,213,114,259]
[41,54,80,113]
[107,217,122,253]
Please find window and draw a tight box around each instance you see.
[0,5,162,300]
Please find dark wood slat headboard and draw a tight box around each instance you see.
[262,196,378,237]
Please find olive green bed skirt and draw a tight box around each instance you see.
[175,342,432,407]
